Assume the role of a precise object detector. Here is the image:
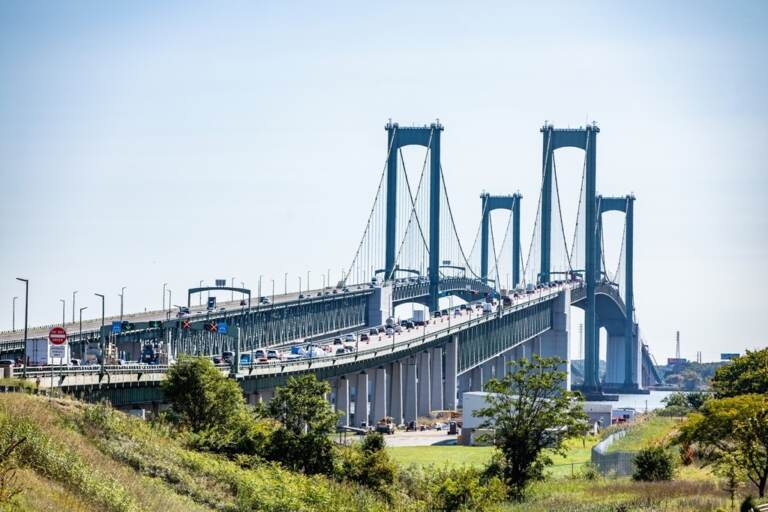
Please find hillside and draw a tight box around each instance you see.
[0,393,388,512]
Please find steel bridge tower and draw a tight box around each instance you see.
[385,121,444,311]
[540,123,600,393]
[479,193,522,289]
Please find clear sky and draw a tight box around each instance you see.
[1,1,766,362]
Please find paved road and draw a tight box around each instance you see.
[384,430,458,447]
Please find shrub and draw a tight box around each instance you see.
[425,465,506,511]
[632,446,674,482]
[336,432,397,499]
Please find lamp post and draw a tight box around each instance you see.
[119,286,126,322]
[94,293,105,364]
[79,306,87,360]
[60,298,66,326]
[16,278,28,378]
[240,281,245,300]
[307,270,310,292]
[271,279,275,305]
[298,276,302,297]
[231,277,235,301]
[162,283,167,311]
[199,280,204,306]
[12,296,17,332]
[284,273,288,295]
[327,269,331,289]
[167,289,172,318]
[72,290,77,324]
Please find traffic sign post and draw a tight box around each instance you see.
[48,326,67,345]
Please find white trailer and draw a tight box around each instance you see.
[25,339,70,366]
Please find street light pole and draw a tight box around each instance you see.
[199,280,204,306]
[16,279,28,377]
[284,272,288,295]
[240,281,245,300]
[271,279,275,305]
[162,283,167,311]
[72,290,77,324]
[231,277,235,301]
[307,270,310,292]
[60,299,65,326]
[119,286,126,322]
[79,306,87,360]
[167,289,172,317]
[94,293,105,364]
[12,296,17,332]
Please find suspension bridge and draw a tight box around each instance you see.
[3,120,661,420]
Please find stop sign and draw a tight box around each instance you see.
[48,326,68,345]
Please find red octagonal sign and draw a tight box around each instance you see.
[48,326,68,345]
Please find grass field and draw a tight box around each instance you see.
[387,435,599,476]
[607,416,681,452]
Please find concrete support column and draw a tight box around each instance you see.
[259,388,274,403]
[470,365,484,392]
[389,361,403,425]
[444,335,458,410]
[482,360,496,381]
[336,376,350,427]
[355,371,369,427]
[605,335,625,384]
[457,373,470,408]
[418,351,431,417]
[538,288,571,389]
[372,367,387,423]
[495,354,506,379]
[503,351,514,375]
[430,347,443,412]
[404,356,418,424]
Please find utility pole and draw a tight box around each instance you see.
[16,278,28,377]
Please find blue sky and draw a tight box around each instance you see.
[1,1,766,361]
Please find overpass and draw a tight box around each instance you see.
[6,120,661,413]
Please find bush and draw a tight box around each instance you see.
[336,432,397,500]
[632,446,674,482]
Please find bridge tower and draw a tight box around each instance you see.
[597,195,640,391]
[540,123,600,393]
[385,121,444,311]
[479,193,522,288]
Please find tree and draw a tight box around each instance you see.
[162,356,246,431]
[473,355,588,500]
[711,348,768,398]
[338,432,397,498]
[632,446,674,481]
[677,394,768,497]
[264,374,339,475]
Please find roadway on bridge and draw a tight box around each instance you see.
[0,284,372,343]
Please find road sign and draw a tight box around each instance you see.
[111,321,122,334]
[48,326,67,345]
[217,322,228,334]
[181,319,191,330]
[215,279,226,287]
[207,297,216,310]
[50,345,66,359]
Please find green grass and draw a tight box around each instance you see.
[387,435,599,477]
[606,416,679,453]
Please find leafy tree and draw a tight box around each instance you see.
[677,394,768,497]
[473,355,588,500]
[264,374,338,475]
[162,356,271,455]
[711,348,768,398]
[162,356,245,431]
[632,446,674,481]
